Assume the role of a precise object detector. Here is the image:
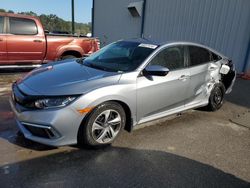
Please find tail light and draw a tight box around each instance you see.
[95,38,100,50]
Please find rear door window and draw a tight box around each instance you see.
[0,16,4,33]
[9,17,37,35]
[188,46,211,66]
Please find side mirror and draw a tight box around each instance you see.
[143,65,169,76]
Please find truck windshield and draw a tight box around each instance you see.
[83,41,157,72]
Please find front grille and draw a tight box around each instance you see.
[22,123,59,139]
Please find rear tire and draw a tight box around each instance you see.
[77,102,126,148]
[206,83,226,111]
[60,55,77,60]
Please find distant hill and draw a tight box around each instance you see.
[0,9,91,35]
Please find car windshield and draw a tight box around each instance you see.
[83,41,157,72]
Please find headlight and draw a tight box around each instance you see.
[34,96,77,109]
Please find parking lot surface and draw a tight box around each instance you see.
[0,71,249,188]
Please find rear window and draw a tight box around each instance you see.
[188,46,211,66]
[9,17,37,35]
[0,16,4,33]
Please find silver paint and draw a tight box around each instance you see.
[10,41,236,146]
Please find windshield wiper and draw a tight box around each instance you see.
[76,56,88,64]
[84,63,111,71]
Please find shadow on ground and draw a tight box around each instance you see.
[0,68,33,74]
[226,79,250,109]
[0,145,249,188]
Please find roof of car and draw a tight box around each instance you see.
[122,38,161,46]
[123,38,203,46]
[122,38,225,58]
[122,38,205,47]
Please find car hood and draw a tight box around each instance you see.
[17,60,122,96]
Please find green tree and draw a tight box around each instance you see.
[18,11,37,17]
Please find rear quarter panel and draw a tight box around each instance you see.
[45,36,97,61]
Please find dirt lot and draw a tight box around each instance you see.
[0,71,249,188]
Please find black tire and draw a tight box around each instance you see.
[60,55,77,60]
[206,83,226,111]
[77,102,126,148]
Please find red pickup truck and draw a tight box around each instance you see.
[0,13,100,68]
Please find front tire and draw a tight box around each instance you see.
[78,102,126,148]
[206,83,226,111]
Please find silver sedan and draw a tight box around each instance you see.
[10,39,236,147]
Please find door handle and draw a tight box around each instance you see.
[209,66,217,71]
[33,39,42,43]
[178,75,190,81]
[0,38,3,42]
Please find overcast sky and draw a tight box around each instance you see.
[0,0,92,23]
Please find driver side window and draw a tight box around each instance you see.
[150,46,185,70]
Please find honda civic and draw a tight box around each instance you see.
[10,39,236,147]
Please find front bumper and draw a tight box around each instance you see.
[9,97,84,146]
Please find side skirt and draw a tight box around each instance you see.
[134,100,208,129]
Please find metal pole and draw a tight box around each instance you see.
[140,0,147,38]
[71,0,75,34]
[92,0,95,37]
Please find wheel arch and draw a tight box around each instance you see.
[111,100,133,132]
[60,50,82,59]
[57,45,84,60]
[78,99,134,135]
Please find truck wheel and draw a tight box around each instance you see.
[206,83,226,111]
[78,102,126,148]
[60,55,77,60]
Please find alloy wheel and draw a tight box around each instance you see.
[91,109,122,144]
[213,87,223,105]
